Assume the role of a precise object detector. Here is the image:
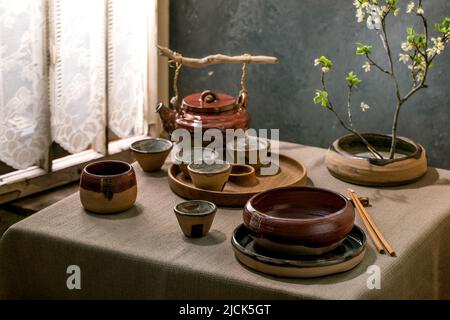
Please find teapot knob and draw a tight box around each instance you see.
[200,90,218,103]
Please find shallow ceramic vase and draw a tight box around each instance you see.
[326,133,427,187]
[80,160,137,214]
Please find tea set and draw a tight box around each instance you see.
[78,81,368,278]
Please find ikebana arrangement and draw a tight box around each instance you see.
[313,0,450,186]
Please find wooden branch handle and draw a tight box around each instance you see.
[157,45,278,68]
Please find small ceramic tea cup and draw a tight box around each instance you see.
[229,164,257,186]
[174,200,217,238]
[174,147,218,178]
[131,138,173,172]
[188,160,232,191]
[80,160,137,214]
[227,135,271,170]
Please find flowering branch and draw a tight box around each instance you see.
[314,59,384,159]
[313,0,449,160]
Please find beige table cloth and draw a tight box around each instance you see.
[1,142,450,299]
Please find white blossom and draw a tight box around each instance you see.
[362,61,371,72]
[406,2,415,14]
[426,47,436,58]
[356,8,365,23]
[416,7,424,15]
[399,53,410,64]
[416,72,425,82]
[360,102,370,112]
[394,8,400,16]
[314,58,320,66]
[401,42,414,52]
[366,6,382,30]
[432,37,445,54]
[321,67,330,73]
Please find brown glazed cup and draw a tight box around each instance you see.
[188,160,232,191]
[174,200,217,238]
[243,186,355,248]
[229,164,258,186]
[80,160,137,214]
[131,138,173,172]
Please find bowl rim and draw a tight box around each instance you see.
[174,200,217,216]
[245,186,350,224]
[83,160,133,178]
[188,160,232,175]
[174,146,218,164]
[130,138,173,154]
[230,164,255,177]
[226,135,270,152]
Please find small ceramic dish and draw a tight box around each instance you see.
[174,200,217,238]
[188,160,232,191]
[174,147,219,177]
[130,138,173,172]
[80,160,137,214]
[227,136,270,170]
[243,186,355,249]
[229,164,257,186]
[232,224,366,278]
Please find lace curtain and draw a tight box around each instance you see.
[0,0,149,169]
[0,0,49,169]
[108,0,148,139]
[50,0,106,154]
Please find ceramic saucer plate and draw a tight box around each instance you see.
[231,224,366,278]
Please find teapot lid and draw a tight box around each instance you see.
[182,90,236,113]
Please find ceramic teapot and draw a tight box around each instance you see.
[156,90,250,136]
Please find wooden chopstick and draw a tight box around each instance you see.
[348,191,385,254]
[348,189,396,257]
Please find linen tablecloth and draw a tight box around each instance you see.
[1,142,450,299]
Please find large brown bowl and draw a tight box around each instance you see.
[80,160,137,214]
[243,186,355,248]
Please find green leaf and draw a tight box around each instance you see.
[406,27,415,36]
[313,90,328,108]
[435,17,450,34]
[356,43,372,55]
[317,56,333,68]
[346,72,362,88]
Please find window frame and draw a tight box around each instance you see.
[0,0,169,205]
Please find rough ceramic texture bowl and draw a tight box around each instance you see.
[229,164,257,186]
[131,138,173,172]
[174,200,217,238]
[174,147,218,177]
[80,160,137,214]
[227,136,270,170]
[188,161,232,191]
[243,186,355,249]
[326,133,427,186]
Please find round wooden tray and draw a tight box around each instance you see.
[168,154,307,207]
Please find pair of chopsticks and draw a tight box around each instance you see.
[348,189,396,257]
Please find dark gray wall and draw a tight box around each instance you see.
[170,0,450,169]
